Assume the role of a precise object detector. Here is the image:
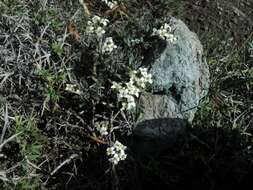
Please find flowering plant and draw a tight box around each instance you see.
[106,141,127,165]
[86,15,109,37]
[152,23,177,43]
[111,67,153,111]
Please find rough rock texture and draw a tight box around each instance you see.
[133,17,210,145]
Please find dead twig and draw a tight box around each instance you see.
[0,104,9,143]
[0,132,22,151]
[79,0,90,16]
[85,134,107,145]
[50,154,79,176]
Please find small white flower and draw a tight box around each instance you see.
[95,121,109,136]
[136,77,146,88]
[106,147,115,155]
[166,34,177,43]
[146,75,153,84]
[121,102,128,110]
[95,26,106,37]
[102,37,117,54]
[101,18,109,27]
[97,126,108,136]
[118,88,129,99]
[65,84,81,95]
[107,140,127,165]
[86,26,94,33]
[111,82,122,89]
[111,67,152,111]
[109,156,120,165]
[86,15,109,37]
[152,23,177,44]
[119,152,127,160]
[139,67,148,74]
[107,1,117,9]
[92,15,101,24]
[126,100,136,110]
[126,81,140,97]
[101,0,118,9]
[130,38,142,46]
[114,141,126,150]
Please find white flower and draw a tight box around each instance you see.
[136,77,146,88]
[92,15,101,24]
[86,25,94,33]
[152,23,177,44]
[102,37,117,54]
[106,147,115,155]
[101,18,109,27]
[140,70,153,84]
[95,26,106,37]
[101,0,118,9]
[163,23,171,31]
[126,81,140,97]
[86,15,109,37]
[130,38,143,46]
[111,67,153,111]
[126,100,136,110]
[138,67,153,85]
[107,1,117,9]
[118,88,129,99]
[114,141,127,150]
[109,156,120,165]
[65,84,81,95]
[120,95,136,111]
[107,140,127,165]
[111,82,122,89]
[166,34,177,43]
[95,121,109,136]
[97,126,108,136]
[146,75,153,84]
[139,67,147,75]
[121,102,128,110]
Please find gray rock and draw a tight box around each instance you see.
[133,17,210,147]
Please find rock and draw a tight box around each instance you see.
[132,118,188,157]
[133,17,210,149]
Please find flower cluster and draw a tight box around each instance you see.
[152,23,177,43]
[111,67,153,111]
[134,68,153,88]
[130,37,143,46]
[95,121,109,136]
[102,37,117,54]
[86,15,109,37]
[106,140,127,165]
[101,0,118,9]
[65,84,81,95]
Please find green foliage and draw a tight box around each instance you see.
[32,4,64,30]
[51,40,63,57]
[12,115,44,190]
[15,176,41,190]
[37,68,67,108]
[15,115,43,162]
[0,0,27,15]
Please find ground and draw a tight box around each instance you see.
[0,0,253,189]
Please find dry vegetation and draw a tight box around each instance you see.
[0,0,253,189]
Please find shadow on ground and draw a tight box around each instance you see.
[59,125,253,190]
